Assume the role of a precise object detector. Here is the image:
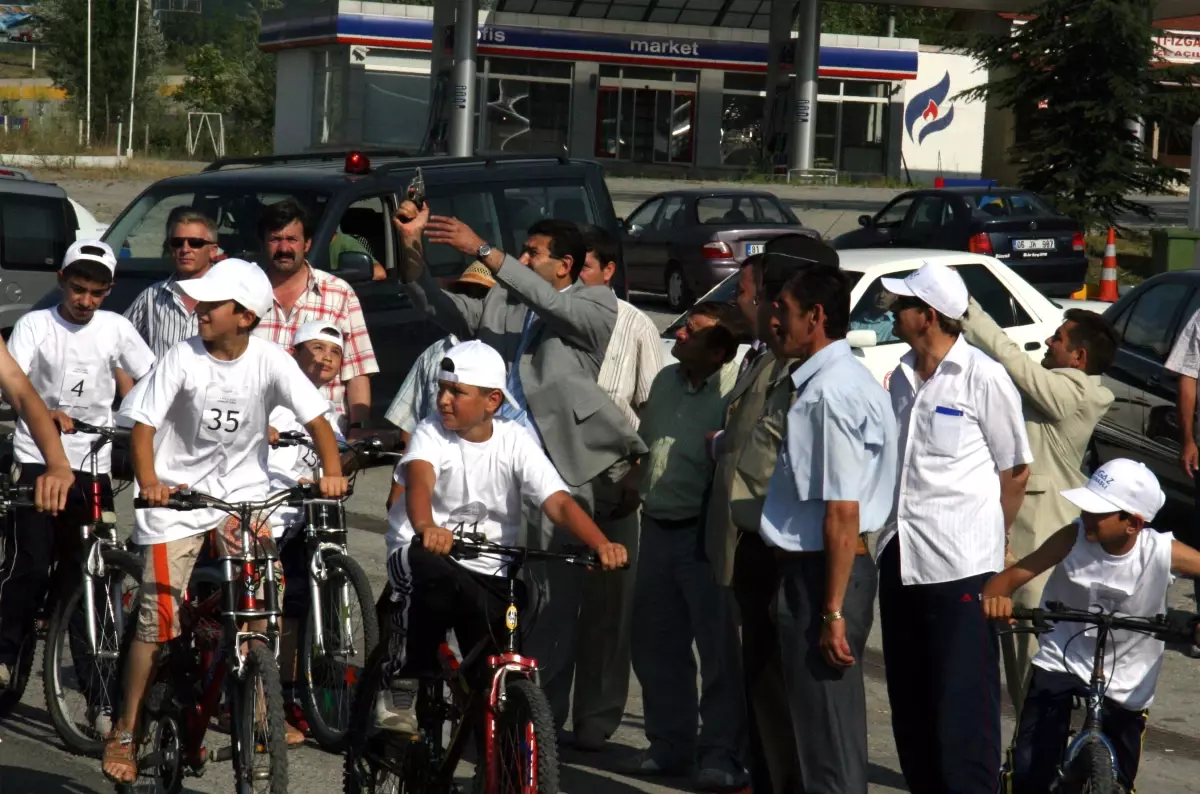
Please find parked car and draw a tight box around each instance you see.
[660,249,1071,387]
[35,150,625,421]
[832,187,1087,298]
[620,188,819,312]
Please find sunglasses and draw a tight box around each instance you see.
[169,237,213,250]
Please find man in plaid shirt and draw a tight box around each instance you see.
[255,199,378,433]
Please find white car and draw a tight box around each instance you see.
[659,249,1085,389]
[69,197,109,241]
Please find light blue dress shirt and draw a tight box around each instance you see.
[759,340,898,552]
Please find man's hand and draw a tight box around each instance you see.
[594,542,629,571]
[425,216,486,258]
[49,410,75,435]
[1182,438,1199,477]
[319,475,349,499]
[819,618,855,669]
[35,464,74,514]
[982,594,1017,625]
[392,202,430,243]
[268,426,279,446]
[141,481,185,508]
[421,526,455,556]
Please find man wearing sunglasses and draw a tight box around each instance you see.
[124,210,219,357]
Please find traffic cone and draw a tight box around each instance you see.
[1098,228,1119,302]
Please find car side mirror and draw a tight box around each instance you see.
[336,251,373,284]
[626,223,644,238]
[858,214,874,228]
[847,329,878,349]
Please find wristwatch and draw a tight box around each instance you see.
[477,243,493,261]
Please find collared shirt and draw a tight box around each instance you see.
[639,361,738,520]
[124,275,198,358]
[1166,308,1200,437]
[596,298,662,431]
[759,341,897,552]
[254,264,378,416]
[878,335,1033,586]
[383,334,460,433]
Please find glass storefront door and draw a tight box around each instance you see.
[595,67,696,164]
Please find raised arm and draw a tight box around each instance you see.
[392,205,483,340]
[981,524,1077,622]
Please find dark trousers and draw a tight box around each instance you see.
[1010,667,1146,793]
[879,540,1001,794]
[0,464,113,665]
[732,532,796,794]
[774,552,877,794]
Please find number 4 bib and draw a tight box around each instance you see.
[58,364,97,408]
[199,385,248,443]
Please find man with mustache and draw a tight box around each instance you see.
[254,199,378,435]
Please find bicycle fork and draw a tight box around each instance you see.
[80,466,121,659]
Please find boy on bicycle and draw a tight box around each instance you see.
[0,239,154,696]
[982,458,1200,793]
[103,258,348,784]
[266,320,347,739]
[376,339,627,734]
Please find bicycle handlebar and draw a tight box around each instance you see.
[0,482,35,508]
[133,483,349,514]
[1010,601,1199,644]
[450,538,630,570]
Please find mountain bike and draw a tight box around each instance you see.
[343,503,626,794]
[269,430,400,751]
[120,484,340,794]
[1003,601,1199,794]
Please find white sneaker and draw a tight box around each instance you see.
[373,678,419,734]
[0,663,11,690]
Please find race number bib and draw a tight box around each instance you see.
[198,385,248,443]
[58,364,97,408]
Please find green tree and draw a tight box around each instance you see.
[37,0,166,143]
[959,0,1200,229]
[822,4,959,47]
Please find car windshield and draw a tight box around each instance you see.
[971,192,1055,218]
[661,269,863,337]
[103,186,333,272]
[695,195,798,225]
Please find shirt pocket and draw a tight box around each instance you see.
[928,406,964,457]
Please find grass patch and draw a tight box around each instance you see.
[1084,229,1152,287]
[27,159,204,182]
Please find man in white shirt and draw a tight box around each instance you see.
[565,225,663,749]
[877,262,1032,794]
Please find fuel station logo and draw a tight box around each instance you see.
[905,71,955,145]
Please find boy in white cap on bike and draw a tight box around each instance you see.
[376,339,627,734]
[982,458,1200,793]
[104,258,348,784]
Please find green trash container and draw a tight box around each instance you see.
[1151,227,1200,274]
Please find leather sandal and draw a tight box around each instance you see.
[102,730,138,784]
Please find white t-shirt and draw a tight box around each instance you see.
[9,308,155,473]
[385,416,567,575]
[1032,521,1174,710]
[120,336,329,545]
[266,401,344,536]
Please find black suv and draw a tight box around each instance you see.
[74,151,624,420]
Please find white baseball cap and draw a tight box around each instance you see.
[293,320,343,350]
[176,258,273,318]
[438,340,516,407]
[1060,459,1166,521]
[63,239,117,276]
[881,261,969,320]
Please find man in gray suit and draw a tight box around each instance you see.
[393,204,647,725]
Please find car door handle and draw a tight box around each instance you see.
[1024,341,1042,351]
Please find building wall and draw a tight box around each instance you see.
[900,48,989,183]
[274,49,315,154]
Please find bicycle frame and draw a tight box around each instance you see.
[1055,623,1123,789]
[74,424,127,660]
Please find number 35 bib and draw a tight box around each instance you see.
[199,385,248,443]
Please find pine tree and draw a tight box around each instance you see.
[958,0,1200,229]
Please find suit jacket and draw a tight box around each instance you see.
[962,298,1115,557]
[705,350,794,586]
[404,255,646,487]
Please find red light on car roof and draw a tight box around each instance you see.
[345,151,370,175]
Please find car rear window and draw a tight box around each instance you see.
[696,196,763,225]
[971,192,1054,218]
[0,194,70,271]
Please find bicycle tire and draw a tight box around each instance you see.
[44,547,142,756]
[233,643,289,794]
[299,552,379,752]
[343,643,422,794]
[1074,739,1120,794]
[0,624,36,717]
[477,677,558,794]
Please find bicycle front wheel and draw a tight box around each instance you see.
[299,552,379,751]
[44,547,142,756]
[1072,739,1120,794]
[478,677,558,794]
[232,643,289,794]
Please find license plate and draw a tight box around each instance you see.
[745,243,764,256]
[1013,238,1055,252]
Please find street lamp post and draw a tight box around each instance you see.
[86,0,91,147]
[126,0,141,159]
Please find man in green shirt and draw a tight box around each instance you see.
[623,300,750,792]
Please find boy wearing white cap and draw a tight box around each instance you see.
[878,261,1033,793]
[376,339,628,734]
[0,239,155,692]
[982,459,1200,793]
[104,258,348,784]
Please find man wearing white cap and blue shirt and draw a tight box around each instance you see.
[981,458,1200,794]
[877,261,1033,794]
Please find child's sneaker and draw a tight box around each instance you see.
[373,678,419,734]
